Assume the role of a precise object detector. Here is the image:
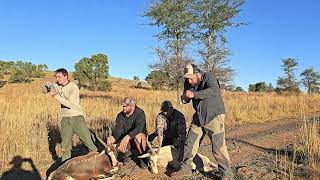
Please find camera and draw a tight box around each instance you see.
[44,83,56,92]
[47,84,56,91]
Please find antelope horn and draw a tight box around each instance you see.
[146,140,156,155]
[95,132,110,152]
[95,132,118,167]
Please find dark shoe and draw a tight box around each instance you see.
[138,158,148,169]
[168,160,181,171]
[122,156,131,163]
[118,151,131,164]
[170,168,193,178]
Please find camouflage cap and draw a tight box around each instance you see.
[122,97,137,106]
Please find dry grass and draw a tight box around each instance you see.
[299,116,320,168]
[1,76,320,178]
[274,116,320,179]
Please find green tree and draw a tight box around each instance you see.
[0,61,15,75]
[74,54,111,91]
[234,86,244,92]
[10,61,34,83]
[277,58,300,94]
[248,82,273,92]
[248,84,255,92]
[300,68,320,93]
[194,0,244,87]
[145,70,170,90]
[145,0,195,102]
[0,62,4,80]
[0,69,3,83]
[133,76,140,81]
[255,82,269,92]
[268,83,274,92]
[32,64,48,78]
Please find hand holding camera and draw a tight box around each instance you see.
[44,82,58,97]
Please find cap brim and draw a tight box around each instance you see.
[183,74,193,78]
[161,107,170,112]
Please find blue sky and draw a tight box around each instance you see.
[0,0,319,90]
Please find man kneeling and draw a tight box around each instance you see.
[107,97,148,169]
[149,100,186,166]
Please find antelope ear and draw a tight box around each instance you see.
[137,153,151,158]
[99,150,105,156]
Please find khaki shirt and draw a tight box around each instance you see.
[53,81,84,117]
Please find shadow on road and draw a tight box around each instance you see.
[1,156,41,180]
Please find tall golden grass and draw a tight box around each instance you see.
[0,76,320,178]
[299,116,320,168]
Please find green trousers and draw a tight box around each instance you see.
[60,115,98,162]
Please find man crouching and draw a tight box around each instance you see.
[107,97,148,169]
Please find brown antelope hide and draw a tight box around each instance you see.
[48,131,118,180]
[48,150,118,180]
[138,142,217,174]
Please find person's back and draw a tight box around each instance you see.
[160,109,186,148]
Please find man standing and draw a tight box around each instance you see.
[46,68,97,162]
[149,100,186,162]
[107,97,148,169]
[172,63,232,179]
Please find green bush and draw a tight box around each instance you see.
[97,79,112,92]
[74,53,111,91]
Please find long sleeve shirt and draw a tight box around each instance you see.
[113,107,148,143]
[51,81,84,117]
[182,71,225,126]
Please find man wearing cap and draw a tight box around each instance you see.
[107,97,148,169]
[149,101,186,162]
[172,63,233,179]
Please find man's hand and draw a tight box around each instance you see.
[118,135,130,153]
[50,89,59,97]
[107,136,115,145]
[185,90,194,98]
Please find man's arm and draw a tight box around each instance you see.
[156,114,167,147]
[193,74,220,100]
[181,80,192,104]
[128,110,146,139]
[54,84,82,111]
[112,114,123,143]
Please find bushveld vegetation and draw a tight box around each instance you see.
[0,74,320,178]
